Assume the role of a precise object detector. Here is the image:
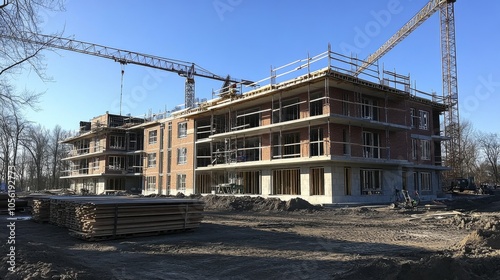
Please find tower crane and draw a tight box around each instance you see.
[355,0,460,179]
[2,32,253,109]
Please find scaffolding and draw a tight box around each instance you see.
[191,45,446,196]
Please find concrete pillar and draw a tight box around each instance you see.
[331,166,344,196]
[324,165,333,197]
[261,169,271,196]
[383,167,402,193]
[351,167,361,196]
[300,167,310,196]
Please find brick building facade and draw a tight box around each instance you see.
[62,59,448,204]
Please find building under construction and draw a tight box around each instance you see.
[62,49,449,204]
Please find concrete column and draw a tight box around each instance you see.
[331,165,344,196]
[407,168,416,192]
[383,167,402,193]
[300,167,310,196]
[324,165,333,197]
[261,169,271,196]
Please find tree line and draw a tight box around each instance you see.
[0,107,71,191]
[456,120,500,186]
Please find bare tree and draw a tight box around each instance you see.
[443,120,480,183]
[15,146,30,190]
[0,101,28,187]
[22,124,49,190]
[49,124,69,188]
[459,120,480,177]
[0,0,64,108]
[477,132,500,185]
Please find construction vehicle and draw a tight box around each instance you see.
[390,188,421,209]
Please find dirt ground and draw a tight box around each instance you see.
[1,192,500,280]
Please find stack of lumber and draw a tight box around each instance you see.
[49,197,71,227]
[46,196,205,240]
[31,197,51,222]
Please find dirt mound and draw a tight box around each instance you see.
[447,215,500,231]
[454,229,500,254]
[201,195,320,212]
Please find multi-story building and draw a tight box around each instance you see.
[61,113,145,194]
[62,50,449,204]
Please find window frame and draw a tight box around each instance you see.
[310,127,324,157]
[178,122,187,138]
[147,153,157,167]
[109,135,125,149]
[146,176,156,192]
[272,98,300,123]
[419,110,429,130]
[362,131,380,158]
[410,108,416,128]
[108,156,125,170]
[361,98,378,120]
[360,169,382,195]
[420,172,431,191]
[411,139,418,160]
[421,139,431,160]
[92,157,100,170]
[177,174,186,191]
[177,147,187,164]
[272,131,301,159]
[148,130,158,144]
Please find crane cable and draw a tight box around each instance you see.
[119,63,125,115]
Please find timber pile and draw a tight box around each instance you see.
[31,197,51,222]
[46,196,205,240]
[49,197,70,227]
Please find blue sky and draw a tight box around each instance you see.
[11,0,500,134]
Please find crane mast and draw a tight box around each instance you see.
[1,32,252,109]
[440,1,460,178]
[355,0,460,179]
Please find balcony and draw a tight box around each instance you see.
[65,146,104,160]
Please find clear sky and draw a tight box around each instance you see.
[11,0,500,134]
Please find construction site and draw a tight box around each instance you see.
[2,0,500,279]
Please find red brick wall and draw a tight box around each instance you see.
[261,102,272,126]
[261,133,271,160]
[169,118,195,193]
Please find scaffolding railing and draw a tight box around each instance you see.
[61,167,90,176]
[67,145,104,157]
[232,45,445,104]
